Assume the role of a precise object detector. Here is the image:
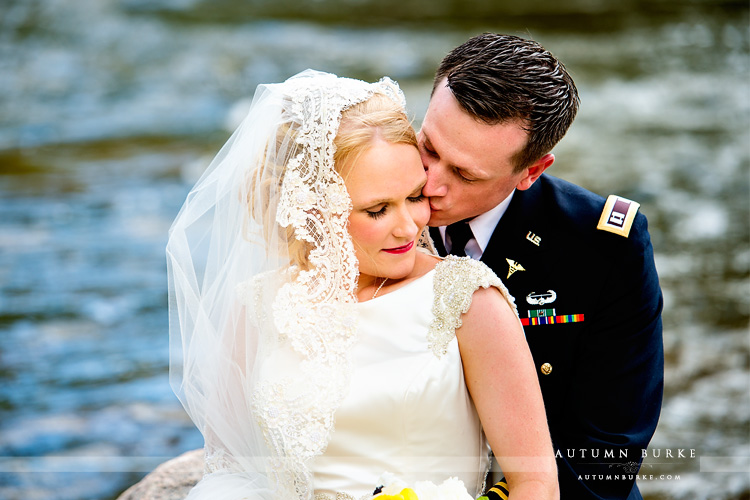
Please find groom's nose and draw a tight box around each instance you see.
[422,161,449,198]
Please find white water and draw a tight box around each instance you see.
[0,1,747,498]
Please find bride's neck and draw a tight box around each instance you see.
[356,275,387,301]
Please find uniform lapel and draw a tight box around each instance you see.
[481,183,547,283]
[429,226,447,257]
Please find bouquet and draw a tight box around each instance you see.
[373,473,476,500]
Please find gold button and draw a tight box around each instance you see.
[540,362,552,375]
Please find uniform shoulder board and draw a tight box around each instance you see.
[597,194,640,238]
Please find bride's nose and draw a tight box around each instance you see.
[392,205,419,239]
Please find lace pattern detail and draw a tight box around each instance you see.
[417,227,438,255]
[247,72,407,499]
[203,446,244,476]
[428,256,518,358]
[235,275,265,329]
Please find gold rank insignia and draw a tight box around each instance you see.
[597,195,640,237]
[505,258,526,279]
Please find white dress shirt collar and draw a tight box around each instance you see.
[438,189,515,259]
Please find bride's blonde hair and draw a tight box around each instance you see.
[334,93,417,177]
[248,92,417,271]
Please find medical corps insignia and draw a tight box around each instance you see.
[597,195,640,237]
[505,258,525,279]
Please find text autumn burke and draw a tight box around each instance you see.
[555,448,697,459]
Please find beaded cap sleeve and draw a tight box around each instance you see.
[428,256,519,358]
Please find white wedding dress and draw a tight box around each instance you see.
[191,256,515,500]
[311,256,515,499]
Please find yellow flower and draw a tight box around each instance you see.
[376,487,419,500]
[400,488,419,500]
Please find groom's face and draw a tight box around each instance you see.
[419,79,539,227]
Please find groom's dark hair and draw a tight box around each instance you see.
[434,33,580,172]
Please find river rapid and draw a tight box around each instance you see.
[0,1,748,499]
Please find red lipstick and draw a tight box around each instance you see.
[383,241,414,255]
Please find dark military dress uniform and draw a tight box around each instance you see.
[432,174,664,500]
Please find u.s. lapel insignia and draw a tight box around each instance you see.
[526,231,541,246]
[597,195,640,237]
[526,290,557,305]
[505,258,526,279]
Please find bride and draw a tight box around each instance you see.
[166,70,558,500]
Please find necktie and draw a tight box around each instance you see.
[445,221,474,257]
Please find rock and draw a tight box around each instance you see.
[117,449,203,500]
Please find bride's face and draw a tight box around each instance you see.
[343,138,429,286]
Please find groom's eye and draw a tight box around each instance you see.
[455,169,476,183]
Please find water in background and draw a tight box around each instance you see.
[0,0,748,498]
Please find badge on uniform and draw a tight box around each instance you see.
[522,291,578,325]
[529,308,556,317]
[597,195,640,237]
[505,258,525,279]
[520,310,584,326]
[526,231,541,246]
[526,290,557,305]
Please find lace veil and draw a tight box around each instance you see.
[167,70,407,499]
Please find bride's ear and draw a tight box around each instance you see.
[516,154,554,191]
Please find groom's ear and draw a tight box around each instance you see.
[516,153,554,191]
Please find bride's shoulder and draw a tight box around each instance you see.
[427,256,519,358]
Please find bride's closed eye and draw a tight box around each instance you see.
[366,195,424,219]
[366,205,387,219]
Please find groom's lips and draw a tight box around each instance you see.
[383,241,414,254]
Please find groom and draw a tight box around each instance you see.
[421,34,664,499]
